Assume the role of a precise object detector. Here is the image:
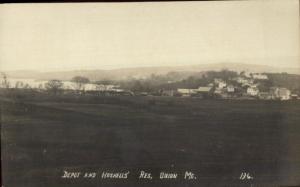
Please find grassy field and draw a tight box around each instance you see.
[1,95,300,187]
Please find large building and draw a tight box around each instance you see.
[177,87,213,97]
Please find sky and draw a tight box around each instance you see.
[0,0,299,71]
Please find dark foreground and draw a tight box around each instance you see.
[1,95,300,187]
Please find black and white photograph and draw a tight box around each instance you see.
[1,1,299,186]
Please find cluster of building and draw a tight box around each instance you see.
[173,73,298,100]
[1,72,299,100]
[59,83,134,96]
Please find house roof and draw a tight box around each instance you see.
[198,87,212,92]
[177,89,190,94]
[248,87,258,91]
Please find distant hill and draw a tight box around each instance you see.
[4,63,299,81]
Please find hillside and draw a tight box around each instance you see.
[4,63,299,81]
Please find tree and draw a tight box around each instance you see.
[71,76,90,93]
[131,80,143,92]
[256,79,274,92]
[45,80,64,95]
[1,72,10,88]
[15,81,24,89]
[240,71,246,77]
[95,79,114,85]
[219,69,238,81]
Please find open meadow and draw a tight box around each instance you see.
[1,94,300,187]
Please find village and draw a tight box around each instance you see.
[66,71,298,101]
[172,73,298,100]
[1,71,299,101]
[79,71,298,101]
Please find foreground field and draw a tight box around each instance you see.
[1,95,300,187]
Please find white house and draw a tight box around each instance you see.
[218,81,227,89]
[214,78,227,88]
[235,77,246,84]
[227,85,235,93]
[247,86,259,96]
[252,73,268,80]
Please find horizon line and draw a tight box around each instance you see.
[2,62,298,73]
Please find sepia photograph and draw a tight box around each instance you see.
[1,1,300,186]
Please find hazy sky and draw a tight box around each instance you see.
[0,0,299,71]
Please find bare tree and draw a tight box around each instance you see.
[45,80,64,95]
[71,76,90,93]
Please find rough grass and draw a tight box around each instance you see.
[1,95,300,187]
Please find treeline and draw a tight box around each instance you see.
[117,70,238,92]
[2,70,300,95]
[116,71,300,94]
[159,70,238,90]
[266,73,300,93]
